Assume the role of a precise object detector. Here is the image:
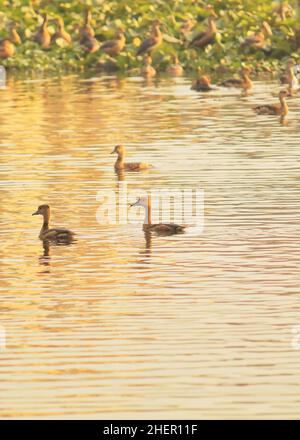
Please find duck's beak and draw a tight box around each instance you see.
[32,210,39,216]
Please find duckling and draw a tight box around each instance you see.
[130,196,185,235]
[32,204,75,242]
[254,90,288,116]
[111,145,151,171]
[9,22,21,45]
[101,28,126,57]
[0,39,15,59]
[242,21,272,50]
[166,55,183,76]
[35,13,51,49]
[137,20,162,56]
[190,10,218,48]
[191,67,214,91]
[140,55,156,78]
[51,17,72,45]
[221,66,253,95]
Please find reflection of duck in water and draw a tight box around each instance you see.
[111,145,151,171]
[32,204,75,243]
[130,196,185,235]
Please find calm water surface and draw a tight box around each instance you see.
[1,74,300,418]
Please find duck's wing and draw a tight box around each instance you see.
[146,223,185,235]
[253,104,278,115]
[125,162,150,171]
[221,78,242,87]
[43,228,75,241]
[137,36,156,55]
[101,39,116,50]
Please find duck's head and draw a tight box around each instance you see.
[241,66,251,75]
[279,90,288,96]
[111,144,125,155]
[130,196,148,208]
[32,204,50,216]
[262,21,272,36]
[53,17,64,28]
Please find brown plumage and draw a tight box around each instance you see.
[221,67,253,94]
[0,39,15,59]
[140,55,156,78]
[111,145,151,171]
[166,55,183,76]
[101,29,126,56]
[190,12,217,48]
[191,68,213,91]
[130,196,185,235]
[80,9,95,41]
[35,13,51,49]
[274,1,294,21]
[51,17,72,45]
[32,204,75,243]
[254,90,288,116]
[242,21,272,50]
[179,18,195,37]
[137,20,162,56]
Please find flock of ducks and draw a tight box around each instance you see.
[2,4,296,242]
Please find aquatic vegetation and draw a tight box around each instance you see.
[0,0,299,75]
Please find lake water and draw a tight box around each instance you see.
[1,74,300,419]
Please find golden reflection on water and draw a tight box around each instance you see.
[1,74,300,418]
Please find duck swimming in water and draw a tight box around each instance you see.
[254,90,288,116]
[140,55,156,78]
[221,66,253,95]
[166,55,183,76]
[111,145,151,171]
[32,204,75,242]
[130,196,185,235]
[191,67,214,91]
[0,39,15,59]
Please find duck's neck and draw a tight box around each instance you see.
[208,18,217,33]
[153,25,161,38]
[144,198,152,225]
[242,74,252,87]
[42,15,48,30]
[41,212,50,231]
[115,152,125,168]
[280,96,288,115]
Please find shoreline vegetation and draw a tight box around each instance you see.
[0,0,300,79]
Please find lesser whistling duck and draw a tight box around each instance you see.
[221,66,253,94]
[34,13,51,49]
[111,145,151,171]
[9,23,21,45]
[0,39,15,59]
[137,20,162,56]
[254,90,288,116]
[179,18,195,37]
[32,204,75,242]
[191,67,213,92]
[100,28,126,57]
[190,10,218,48]
[166,55,183,76]
[280,60,299,94]
[80,8,95,41]
[140,55,156,78]
[242,21,272,50]
[51,17,72,45]
[130,196,185,235]
[275,1,294,21]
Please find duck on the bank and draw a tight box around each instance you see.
[140,55,156,78]
[0,39,15,59]
[190,10,218,48]
[100,28,126,56]
[221,66,253,94]
[242,21,272,50]
[9,22,21,45]
[80,8,95,41]
[274,1,294,21]
[130,196,185,235]
[166,55,183,76]
[111,145,151,171]
[35,13,51,49]
[32,204,75,242]
[137,20,162,56]
[51,17,72,45]
[179,18,195,39]
[254,90,288,116]
[191,67,214,91]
